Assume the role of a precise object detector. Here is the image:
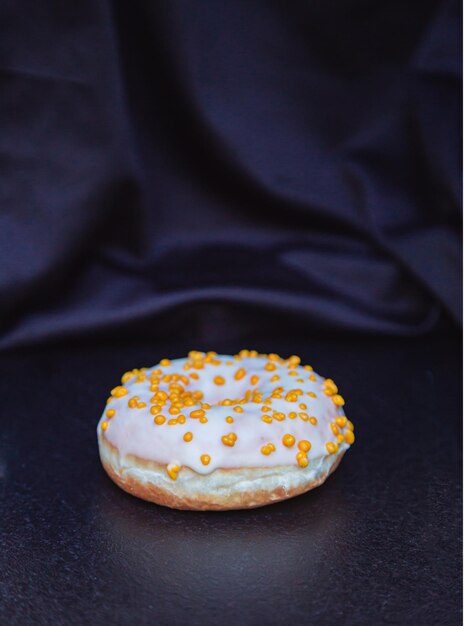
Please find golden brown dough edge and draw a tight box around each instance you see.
[98,433,345,511]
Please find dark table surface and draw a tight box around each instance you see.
[0,331,461,625]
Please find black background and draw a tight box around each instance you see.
[0,1,462,624]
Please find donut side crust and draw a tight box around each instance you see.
[98,433,345,511]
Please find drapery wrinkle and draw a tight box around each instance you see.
[0,0,461,348]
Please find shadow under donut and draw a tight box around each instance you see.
[91,471,356,620]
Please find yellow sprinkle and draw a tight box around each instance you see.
[233,406,243,413]
[346,420,354,431]
[299,403,307,410]
[221,433,237,447]
[309,417,318,425]
[282,434,296,447]
[304,365,313,371]
[307,392,317,398]
[200,454,211,466]
[160,359,171,367]
[337,434,345,444]
[299,412,309,421]
[169,383,184,393]
[265,362,277,371]
[190,409,205,419]
[106,409,116,418]
[169,406,180,415]
[298,440,311,452]
[183,432,193,442]
[309,374,317,382]
[326,442,338,454]
[323,378,338,396]
[154,415,166,425]
[111,386,128,398]
[331,423,340,436]
[332,394,345,407]
[188,350,204,360]
[288,411,297,419]
[178,415,186,424]
[270,375,280,382]
[166,464,179,480]
[297,454,309,468]
[199,417,208,423]
[101,420,108,431]
[260,445,271,455]
[226,416,234,423]
[250,375,260,385]
[121,371,134,383]
[214,376,225,385]
[345,430,355,444]
[335,416,347,428]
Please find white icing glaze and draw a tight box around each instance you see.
[98,354,353,475]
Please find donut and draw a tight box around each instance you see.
[97,350,355,510]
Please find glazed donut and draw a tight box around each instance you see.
[97,351,355,510]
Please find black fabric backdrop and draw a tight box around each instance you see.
[0,0,462,349]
